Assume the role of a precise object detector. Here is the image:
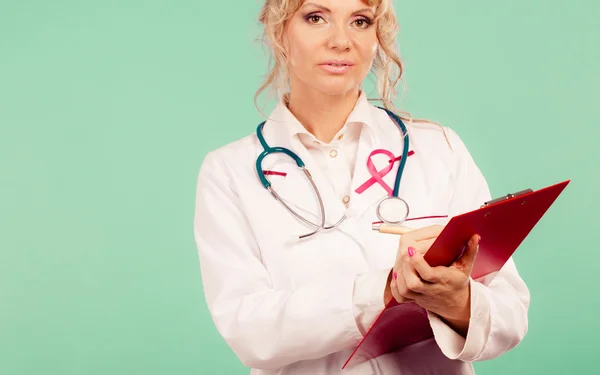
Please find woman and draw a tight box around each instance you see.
[193,0,530,374]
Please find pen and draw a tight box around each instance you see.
[372,224,415,235]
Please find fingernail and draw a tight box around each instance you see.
[408,247,415,257]
[393,271,397,280]
[478,235,482,242]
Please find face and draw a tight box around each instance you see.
[283,0,379,96]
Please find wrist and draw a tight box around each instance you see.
[441,284,472,337]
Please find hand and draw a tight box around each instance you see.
[390,226,481,336]
[385,225,442,305]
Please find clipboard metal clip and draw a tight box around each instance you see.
[481,189,533,208]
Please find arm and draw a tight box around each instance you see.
[427,128,530,361]
[193,151,387,370]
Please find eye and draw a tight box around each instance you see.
[305,13,325,24]
[353,17,373,28]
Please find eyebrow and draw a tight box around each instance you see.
[301,2,375,16]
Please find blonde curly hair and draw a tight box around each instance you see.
[254,0,449,145]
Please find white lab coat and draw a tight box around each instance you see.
[193,93,530,375]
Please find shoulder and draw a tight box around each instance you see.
[414,120,478,173]
[369,105,477,171]
[370,106,467,153]
[387,114,473,161]
[403,117,491,209]
[196,131,260,185]
[396,115,482,184]
[407,120,467,153]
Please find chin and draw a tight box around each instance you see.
[314,77,362,96]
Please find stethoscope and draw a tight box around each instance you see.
[255,107,410,239]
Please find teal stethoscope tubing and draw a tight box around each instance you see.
[255,107,409,239]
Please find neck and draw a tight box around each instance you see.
[286,84,361,143]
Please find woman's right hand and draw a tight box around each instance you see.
[384,225,444,305]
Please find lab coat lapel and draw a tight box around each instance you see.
[347,129,387,219]
[348,109,412,222]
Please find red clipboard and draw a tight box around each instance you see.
[342,179,571,369]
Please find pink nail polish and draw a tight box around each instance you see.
[393,272,397,280]
[408,247,415,257]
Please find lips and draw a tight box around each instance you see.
[318,60,355,74]
[319,60,355,67]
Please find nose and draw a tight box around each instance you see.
[327,24,351,51]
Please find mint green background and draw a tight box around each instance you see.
[1,1,598,374]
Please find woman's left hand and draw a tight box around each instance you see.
[390,231,481,337]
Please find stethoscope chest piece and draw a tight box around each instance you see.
[376,196,410,225]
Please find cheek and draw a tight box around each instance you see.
[287,30,320,69]
[362,36,379,61]
[352,33,378,68]
[290,40,310,65]
[352,48,377,78]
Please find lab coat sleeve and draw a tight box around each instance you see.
[193,151,378,370]
[427,128,531,362]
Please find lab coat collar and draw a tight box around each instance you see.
[268,90,377,147]
[257,96,353,226]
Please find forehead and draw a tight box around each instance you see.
[300,0,380,11]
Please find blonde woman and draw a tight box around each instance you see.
[193,0,530,374]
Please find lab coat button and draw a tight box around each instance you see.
[342,195,350,204]
[329,150,338,158]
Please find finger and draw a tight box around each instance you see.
[393,240,431,287]
[390,273,401,302]
[402,260,427,293]
[407,246,441,283]
[452,234,480,274]
[396,229,440,270]
[395,266,421,300]
[411,237,436,255]
[391,270,414,303]
[394,241,413,275]
[400,225,444,245]
[394,237,421,274]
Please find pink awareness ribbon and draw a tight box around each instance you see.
[355,149,415,196]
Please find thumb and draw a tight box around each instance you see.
[452,234,480,275]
